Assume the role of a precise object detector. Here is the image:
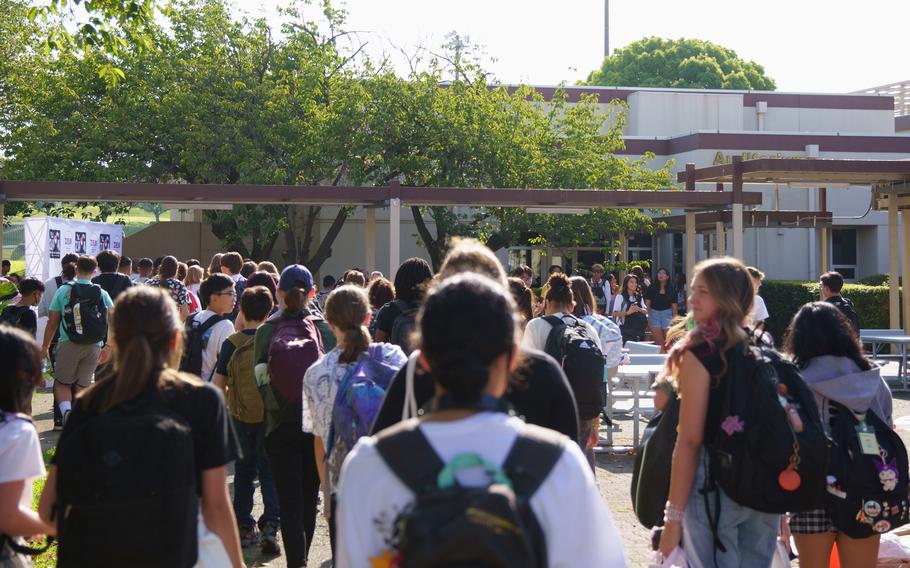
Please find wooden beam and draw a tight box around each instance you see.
[889,196,901,329]
[365,207,376,273]
[903,211,910,334]
[685,212,696,281]
[732,156,745,259]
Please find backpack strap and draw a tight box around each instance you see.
[375,420,445,495]
[503,424,566,498]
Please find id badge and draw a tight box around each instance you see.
[857,423,880,455]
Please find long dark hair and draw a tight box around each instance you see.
[784,301,871,371]
[0,326,42,413]
[619,274,640,304]
[393,257,433,304]
[417,274,517,404]
[569,276,596,317]
[81,287,199,413]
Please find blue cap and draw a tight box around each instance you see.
[278,264,314,292]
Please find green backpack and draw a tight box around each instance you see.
[225,332,265,424]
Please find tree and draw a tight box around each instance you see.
[583,37,776,91]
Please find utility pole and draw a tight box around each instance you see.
[604,0,610,58]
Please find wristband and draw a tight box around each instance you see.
[663,501,685,524]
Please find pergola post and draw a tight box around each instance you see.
[902,208,910,334]
[684,163,697,276]
[731,156,745,260]
[0,201,4,264]
[365,207,376,273]
[715,183,725,257]
[618,233,628,280]
[889,193,900,330]
[818,187,828,276]
[388,197,401,280]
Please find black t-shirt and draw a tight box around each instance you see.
[371,348,580,443]
[826,295,860,333]
[645,283,677,312]
[215,328,256,376]
[691,342,731,441]
[92,272,133,301]
[374,300,417,336]
[0,305,37,336]
[54,381,239,492]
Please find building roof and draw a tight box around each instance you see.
[856,80,910,117]
[677,158,910,187]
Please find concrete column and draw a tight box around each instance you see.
[389,198,401,280]
[365,207,376,273]
[732,156,745,260]
[903,210,910,334]
[685,212,696,280]
[618,233,628,281]
[889,195,900,329]
[716,222,726,257]
[818,187,828,276]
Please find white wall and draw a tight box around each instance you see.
[626,91,743,137]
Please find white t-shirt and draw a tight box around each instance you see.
[520,312,602,354]
[196,310,236,382]
[336,412,627,568]
[751,295,770,323]
[0,416,46,514]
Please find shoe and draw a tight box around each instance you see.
[239,525,260,548]
[61,409,71,429]
[259,522,280,556]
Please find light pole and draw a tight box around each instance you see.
[604,0,610,58]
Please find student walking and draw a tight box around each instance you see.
[0,327,55,566]
[213,286,281,556]
[92,249,133,301]
[658,258,780,566]
[644,267,678,351]
[819,271,861,333]
[40,256,114,428]
[611,274,648,344]
[147,256,191,321]
[38,286,243,568]
[302,285,406,554]
[184,274,237,383]
[336,274,627,567]
[255,265,336,568]
[372,258,433,352]
[0,278,44,336]
[589,263,612,316]
[785,302,894,568]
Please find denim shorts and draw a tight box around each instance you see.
[648,308,674,329]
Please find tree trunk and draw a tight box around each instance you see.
[411,206,444,270]
[304,207,351,273]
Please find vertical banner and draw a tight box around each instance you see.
[23,217,124,281]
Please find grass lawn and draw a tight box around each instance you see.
[29,448,57,568]
[9,206,170,224]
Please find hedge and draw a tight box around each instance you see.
[761,281,900,344]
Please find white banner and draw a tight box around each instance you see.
[24,217,124,281]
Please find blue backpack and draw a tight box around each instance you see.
[325,345,400,479]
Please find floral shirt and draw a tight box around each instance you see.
[146,277,191,306]
[302,343,407,492]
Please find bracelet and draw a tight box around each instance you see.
[663,501,685,524]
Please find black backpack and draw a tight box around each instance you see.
[705,343,829,515]
[543,315,605,420]
[389,299,418,355]
[61,283,108,344]
[54,395,198,568]
[825,401,910,538]
[375,420,565,568]
[631,395,680,528]
[179,312,226,378]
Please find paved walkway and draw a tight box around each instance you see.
[32,365,910,567]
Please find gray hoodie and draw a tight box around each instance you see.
[799,355,893,429]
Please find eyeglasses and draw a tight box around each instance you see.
[215,291,237,297]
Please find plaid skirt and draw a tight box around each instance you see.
[789,509,837,533]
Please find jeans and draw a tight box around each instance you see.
[264,423,321,568]
[682,450,779,568]
[232,419,280,529]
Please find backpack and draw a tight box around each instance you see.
[324,345,400,483]
[178,313,226,378]
[267,315,324,411]
[374,420,566,568]
[705,343,829,515]
[825,401,910,538]
[54,395,198,568]
[631,395,680,528]
[389,299,418,354]
[617,296,648,341]
[0,305,30,328]
[61,283,108,345]
[543,315,605,420]
[225,332,264,424]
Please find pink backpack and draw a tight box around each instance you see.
[267,316,324,405]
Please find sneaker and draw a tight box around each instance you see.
[259,522,280,556]
[61,409,71,429]
[239,525,259,548]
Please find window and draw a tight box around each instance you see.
[831,228,857,281]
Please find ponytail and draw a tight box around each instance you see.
[283,286,305,312]
[325,285,372,364]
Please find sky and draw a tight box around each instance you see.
[232,0,908,94]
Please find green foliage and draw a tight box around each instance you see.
[761,280,898,343]
[583,37,776,91]
[858,273,889,286]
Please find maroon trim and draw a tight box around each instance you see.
[0,180,763,208]
[624,132,910,157]
[656,210,834,231]
[677,158,910,184]
[897,115,910,132]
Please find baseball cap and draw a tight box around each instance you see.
[278,264,314,292]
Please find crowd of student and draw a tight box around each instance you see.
[0,239,895,568]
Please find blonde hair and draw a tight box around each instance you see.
[185,265,204,286]
[324,285,372,364]
[437,238,508,288]
[666,257,753,383]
